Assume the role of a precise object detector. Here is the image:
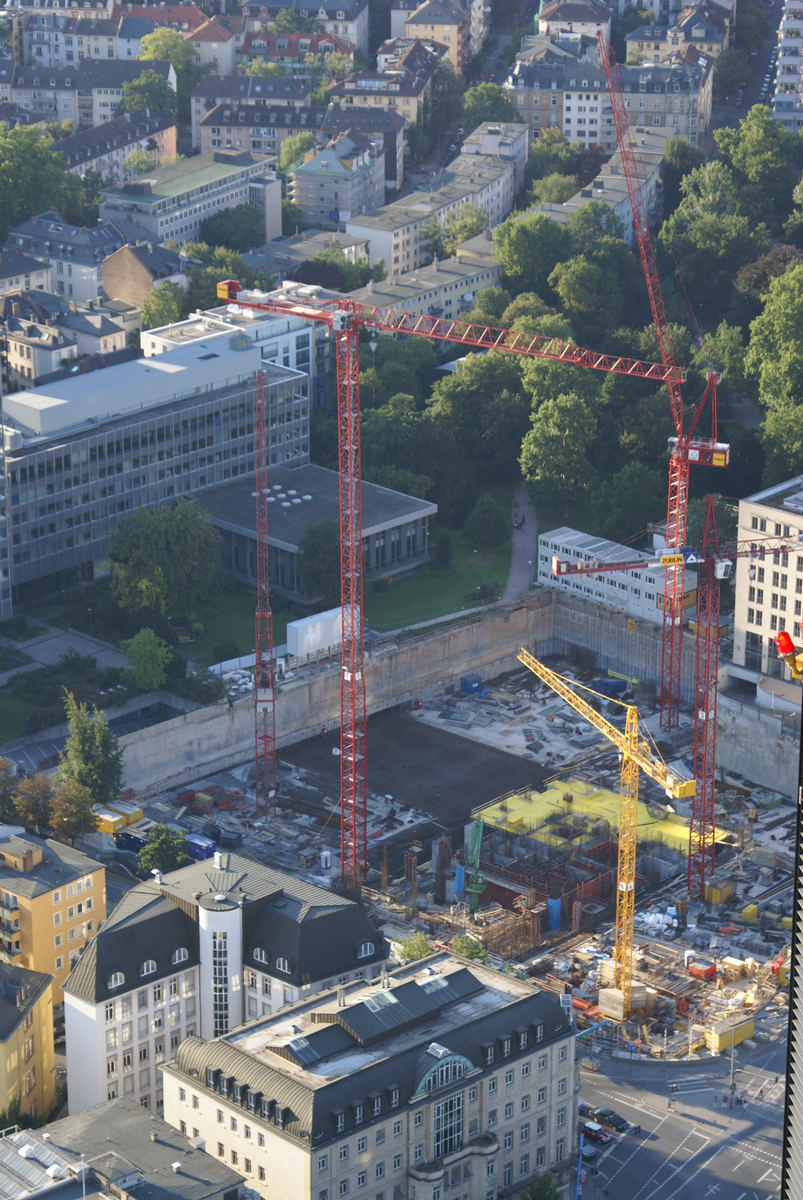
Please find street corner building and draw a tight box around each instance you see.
[161,950,578,1200]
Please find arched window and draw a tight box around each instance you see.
[357,941,374,959]
[276,955,290,974]
[107,971,125,990]
[254,947,269,965]
[139,959,157,977]
[171,947,189,965]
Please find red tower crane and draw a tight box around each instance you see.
[217,280,684,884]
[551,513,801,895]
[598,32,730,730]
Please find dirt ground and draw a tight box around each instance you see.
[280,707,550,871]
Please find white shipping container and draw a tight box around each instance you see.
[287,607,343,657]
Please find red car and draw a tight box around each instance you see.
[583,1122,612,1144]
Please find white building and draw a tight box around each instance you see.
[63,849,387,1116]
[539,526,698,623]
[732,477,803,677]
[162,951,578,1200]
[99,150,281,245]
[773,0,803,131]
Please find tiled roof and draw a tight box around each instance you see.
[0,963,52,1041]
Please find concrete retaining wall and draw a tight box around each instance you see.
[120,590,799,799]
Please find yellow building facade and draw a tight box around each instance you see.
[0,962,56,1122]
[0,831,105,1004]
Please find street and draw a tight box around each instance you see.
[577,1047,784,1200]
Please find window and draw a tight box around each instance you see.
[414,1112,423,1128]
[393,1121,402,1137]
[376,1164,384,1179]
[340,1147,349,1162]
[504,1132,514,1150]
[488,1079,497,1095]
[537,1088,546,1104]
[521,1095,530,1111]
[340,1182,349,1196]
[105,1002,114,1022]
[469,1087,478,1102]
[318,1157,327,1172]
[505,1069,514,1086]
[357,941,375,958]
[488,1110,497,1127]
[557,1107,566,1127]
[139,959,156,977]
[505,1103,513,1119]
[520,1154,530,1176]
[358,1138,366,1154]
[394,1155,402,1170]
[538,1054,547,1071]
[522,1062,530,1078]
[521,1123,530,1143]
[107,971,124,990]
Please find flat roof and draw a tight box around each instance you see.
[742,475,803,516]
[199,463,436,552]
[100,151,272,205]
[347,155,510,232]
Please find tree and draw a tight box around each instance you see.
[122,628,172,690]
[298,518,341,606]
[685,496,738,551]
[520,391,597,511]
[463,83,523,128]
[273,9,322,31]
[745,261,803,413]
[396,931,433,962]
[427,351,528,480]
[14,773,53,833]
[760,405,803,484]
[279,131,317,176]
[293,247,385,291]
[141,280,185,331]
[691,321,747,401]
[50,775,96,845]
[732,244,802,325]
[520,1172,561,1200]
[661,137,706,217]
[585,463,666,542]
[138,27,205,122]
[282,197,303,235]
[199,203,266,254]
[0,126,84,243]
[496,212,572,298]
[715,104,802,230]
[450,933,488,961]
[527,127,577,183]
[118,69,177,121]
[464,494,509,548]
[548,256,623,345]
[110,498,222,620]
[59,692,124,810]
[138,824,191,877]
[531,172,577,205]
[124,145,153,177]
[305,50,354,104]
[0,758,16,822]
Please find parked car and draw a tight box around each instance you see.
[583,1122,612,1144]
[590,1107,629,1132]
[578,1101,593,1119]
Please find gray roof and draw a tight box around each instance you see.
[24,1096,244,1200]
[508,52,710,90]
[51,109,174,169]
[8,208,152,266]
[0,963,52,1042]
[0,831,101,901]
[199,101,324,130]
[64,849,386,1004]
[168,954,574,1148]
[192,72,312,104]
[9,59,172,89]
[198,463,436,553]
[322,102,405,136]
[241,0,367,17]
[0,247,49,282]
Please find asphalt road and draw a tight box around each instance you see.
[576,1046,784,1200]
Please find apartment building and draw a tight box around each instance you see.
[0,962,56,1123]
[289,132,385,230]
[0,249,51,299]
[162,951,578,1200]
[504,37,713,146]
[0,827,106,1004]
[773,0,803,132]
[625,5,729,63]
[537,0,612,39]
[321,104,406,192]
[461,121,530,195]
[199,102,324,161]
[0,59,176,126]
[236,29,354,74]
[324,37,443,127]
[405,0,469,77]
[7,209,151,306]
[538,526,698,623]
[98,150,281,245]
[63,849,386,1114]
[240,0,370,56]
[346,154,515,275]
[732,478,803,677]
[51,110,177,181]
[348,252,503,318]
[190,73,313,151]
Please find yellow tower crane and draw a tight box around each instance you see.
[517,648,696,1015]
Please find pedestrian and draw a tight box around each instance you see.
[759,1088,764,1099]
[713,1095,718,1108]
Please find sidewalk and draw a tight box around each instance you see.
[0,620,129,689]
[503,482,538,600]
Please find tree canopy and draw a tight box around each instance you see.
[199,203,267,254]
[110,498,222,621]
[122,628,172,691]
[0,126,84,243]
[138,824,191,877]
[58,692,124,811]
[462,83,523,128]
[118,69,176,120]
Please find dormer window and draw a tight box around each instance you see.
[254,947,270,965]
[139,959,157,977]
[276,956,290,974]
[172,947,189,965]
[107,971,124,990]
[354,1103,363,1125]
[502,1037,511,1058]
[357,941,374,959]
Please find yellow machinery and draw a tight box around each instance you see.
[517,648,696,1015]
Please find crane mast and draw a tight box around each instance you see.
[598,32,729,731]
[518,647,694,1014]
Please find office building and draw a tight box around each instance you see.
[63,849,387,1114]
[162,950,577,1200]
